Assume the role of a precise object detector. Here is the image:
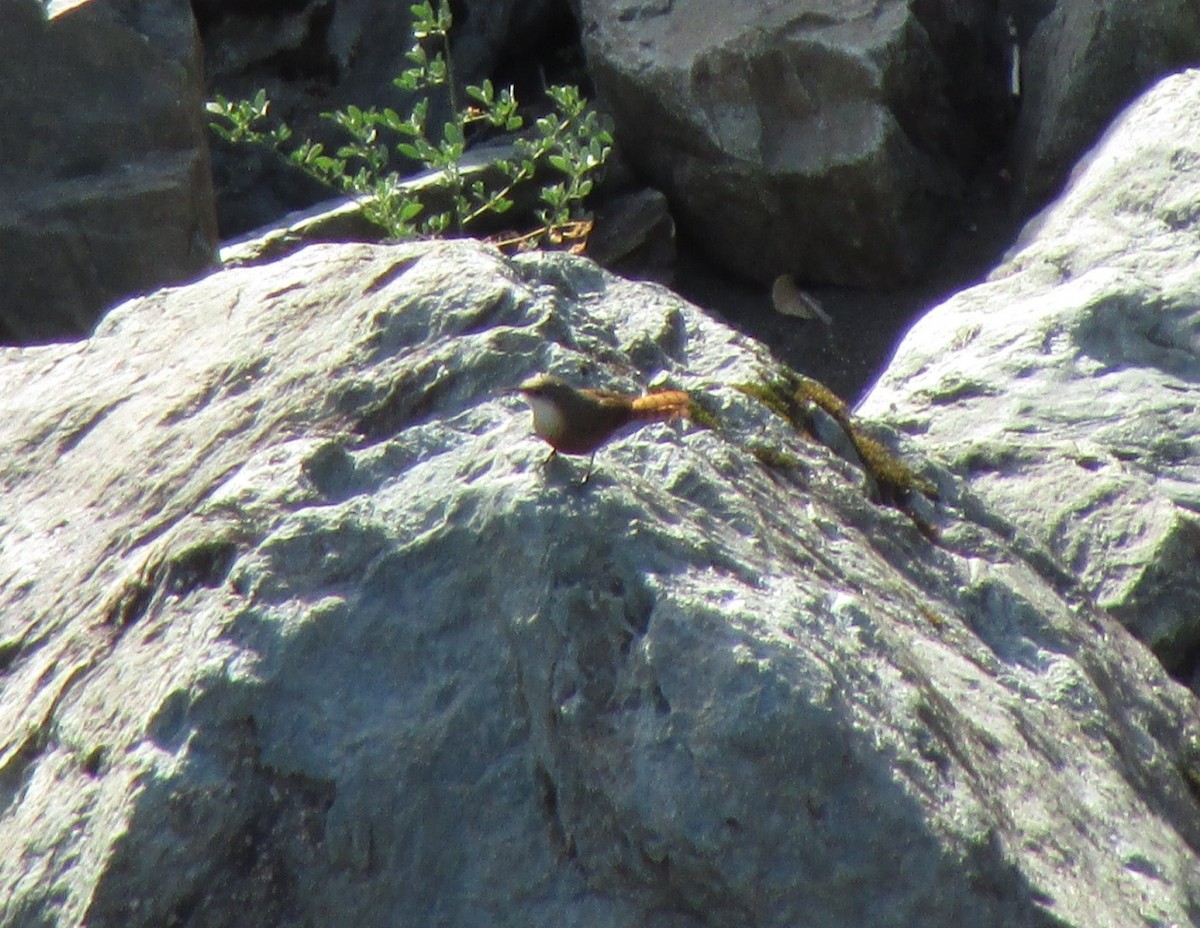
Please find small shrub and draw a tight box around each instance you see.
[207,0,613,248]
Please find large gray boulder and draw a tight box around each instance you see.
[1011,0,1200,207]
[1,229,1198,925]
[0,0,218,343]
[576,0,1012,287]
[859,69,1200,683]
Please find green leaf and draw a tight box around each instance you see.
[399,200,424,222]
[435,0,452,29]
[466,81,493,105]
[396,142,424,161]
[443,119,464,147]
[424,212,452,235]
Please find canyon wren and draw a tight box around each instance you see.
[517,374,690,480]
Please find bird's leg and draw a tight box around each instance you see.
[542,447,558,467]
[575,453,596,487]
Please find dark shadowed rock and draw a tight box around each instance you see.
[0,0,218,344]
[0,225,1198,924]
[860,69,1200,685]
[200,0,567,91]
[1011,0,1200,208]
[575,0,1012,287]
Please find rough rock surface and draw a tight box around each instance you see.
[0,0,218,344]
[576,0,1011,287]
[860,69,1200,684]
[1012,0,1200,207]
[1,232,1199,925]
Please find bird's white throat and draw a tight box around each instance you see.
[524,394,565,440]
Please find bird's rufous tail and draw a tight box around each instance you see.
[630,390,690,422]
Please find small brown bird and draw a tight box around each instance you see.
[517,374,690,480]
